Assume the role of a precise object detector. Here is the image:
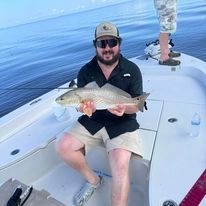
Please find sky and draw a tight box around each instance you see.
[0,0,130,29]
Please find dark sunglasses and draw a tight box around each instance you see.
[95,39,119,49]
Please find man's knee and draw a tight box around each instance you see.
[109,149,131,176]
[56,133,84,155]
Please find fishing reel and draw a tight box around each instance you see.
[144,39,174,59]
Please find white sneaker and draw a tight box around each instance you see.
[73,176,103,206]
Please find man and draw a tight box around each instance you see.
[154,0,181,66]
[56,22,143,206]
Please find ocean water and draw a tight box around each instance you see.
[0,0,206,118]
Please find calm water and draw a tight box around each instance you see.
[0,0,206,117]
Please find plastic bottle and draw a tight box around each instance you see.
[190,113,201,137]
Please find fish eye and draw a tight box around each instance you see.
[60,97,64,100]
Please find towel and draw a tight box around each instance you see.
[0,178,66,206]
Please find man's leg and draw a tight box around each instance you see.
[109,149,131,206]
[56,133,100,185]
[159,32,170,61]
[56,123,104,206]
[103,129,143,206]
[158,32,181,65]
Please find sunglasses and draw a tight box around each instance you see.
[95,39,119,49]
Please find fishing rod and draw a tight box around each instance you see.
[0,80,77,98]
[0,80,77,91]
[0,87,71,90]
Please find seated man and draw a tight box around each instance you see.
[56,22,143,206]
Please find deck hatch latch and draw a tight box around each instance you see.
[10,149,20,156]
[168,118,178,123]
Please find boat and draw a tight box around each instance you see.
[0,42,206,206]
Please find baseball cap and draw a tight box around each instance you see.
[94,22,121,40]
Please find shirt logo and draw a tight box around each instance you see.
[123,73,131,77]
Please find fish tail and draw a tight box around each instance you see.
[137,97,145,112]
[135,93,150,112]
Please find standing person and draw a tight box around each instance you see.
[56,22,143,206]
[154,0,181,66]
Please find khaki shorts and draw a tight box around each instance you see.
[63,121,143,157]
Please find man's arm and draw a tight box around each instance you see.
[108,104,139,117]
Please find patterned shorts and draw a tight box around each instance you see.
[154,0,177,33]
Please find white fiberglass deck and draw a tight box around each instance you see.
[32,147,150,206]
[132,54,206,206]
[0,53,206,206]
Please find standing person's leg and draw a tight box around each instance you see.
[159,32,170,61]
[154,0,180,65]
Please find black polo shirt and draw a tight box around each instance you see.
[77,54,143,139]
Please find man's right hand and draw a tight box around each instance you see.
[79,100,96,117]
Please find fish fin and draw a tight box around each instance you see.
[101,83,131,97]
[83,108,93,117]
[142,92,150,99]
[137,98,146,112]
[135,92,150,100]
[82,103,93,117]
[84,81,100,89]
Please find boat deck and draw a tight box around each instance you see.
[33,147,149,206]
[1,53,206,205]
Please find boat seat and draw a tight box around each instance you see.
[0,107,80,171]
[0,100,162,172]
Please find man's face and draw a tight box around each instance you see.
[95,36,120,66]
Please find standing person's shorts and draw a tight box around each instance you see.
[154,0,177,33]
[60,121,143,158]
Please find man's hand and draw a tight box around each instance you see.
[108,104,126,116]
[78,100,96,117]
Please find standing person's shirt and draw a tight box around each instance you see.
[77,54,143,139]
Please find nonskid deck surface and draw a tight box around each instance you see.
[1,54,206,206]
[132,53,206,104]
[33,161,148,206]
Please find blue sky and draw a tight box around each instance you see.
[0,0,130,29]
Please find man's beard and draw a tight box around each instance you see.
[96,50,120,65]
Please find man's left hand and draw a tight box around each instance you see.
[108,104,126,116]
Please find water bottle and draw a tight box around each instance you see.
[190,113,201,137]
